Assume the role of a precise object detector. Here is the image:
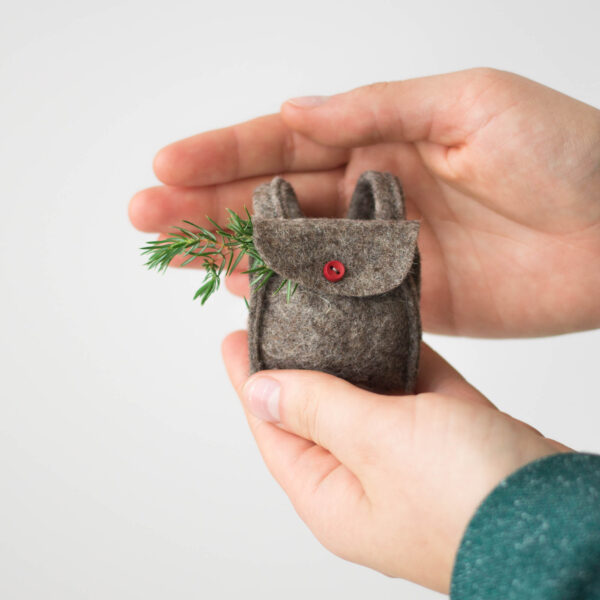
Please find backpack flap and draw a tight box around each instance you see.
[252,217,420,297]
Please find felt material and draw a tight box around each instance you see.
[247,171,421,393]
[346,169,406,220]
[451,453,600,600]
[251,177,304,219]
[252,218,420,297]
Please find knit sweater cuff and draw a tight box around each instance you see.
[450,452,600,600]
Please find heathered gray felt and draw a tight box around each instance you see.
[247,171,421,393]
[253,219,420,297]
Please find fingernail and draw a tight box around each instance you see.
[243,376,281,422]
[286,95,329,108]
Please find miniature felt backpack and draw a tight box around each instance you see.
[247,170,421,393]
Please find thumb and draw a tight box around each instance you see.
[242,369,384,470]
[280,68,509,148]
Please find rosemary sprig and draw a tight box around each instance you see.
[141,207,296,305]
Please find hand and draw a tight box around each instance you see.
[129,67,600,337]
[221,330,570,593]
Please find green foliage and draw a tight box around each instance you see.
[141,207,296,305]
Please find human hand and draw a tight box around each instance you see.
[221,330,570,593]
[129,67,600,337]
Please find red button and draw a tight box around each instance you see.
[323,260,345,282]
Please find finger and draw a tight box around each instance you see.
[153,113,349,187]
[281,68,511,148]
[221,330,364,502]
[225,272,249,297]
[129,169,346,233]
[239,366,386,475]
[221,330,315,483]
[417,342,497,409]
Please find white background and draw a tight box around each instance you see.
[1,1,599,598]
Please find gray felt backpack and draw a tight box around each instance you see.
[248,170,421,393]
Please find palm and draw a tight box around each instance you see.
[130,68,600,336]
[326,79,600,335]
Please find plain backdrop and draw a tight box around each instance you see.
[1,1,599,598]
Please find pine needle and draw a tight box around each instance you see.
[140,208,297,305]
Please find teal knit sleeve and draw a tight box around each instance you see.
[450,452,600,599]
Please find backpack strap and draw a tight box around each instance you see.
[249,176,303,375]
[346,171,405,220]
[252,176,304,219]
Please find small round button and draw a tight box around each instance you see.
[323,260,345,282]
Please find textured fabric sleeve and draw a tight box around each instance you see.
[450,452,600,600]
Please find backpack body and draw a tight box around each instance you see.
[247,171,421,393]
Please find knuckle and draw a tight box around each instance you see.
[281,129,297,172]
[360,80,392,96]
[353,81,393,111]
[469,66,504,79]
[463,66,514,95]
[298,392,322,443]
[354,81,394,142]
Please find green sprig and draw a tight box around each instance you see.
[141,207,296,305]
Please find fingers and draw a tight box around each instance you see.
[221,330,369,511]
[222,331,382,472]
[225,272,249,296]
[153,113,349,187]
[280,68,512,149]
[240,373,388,482]
[129,169,346,233]
[221,330,329,485]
